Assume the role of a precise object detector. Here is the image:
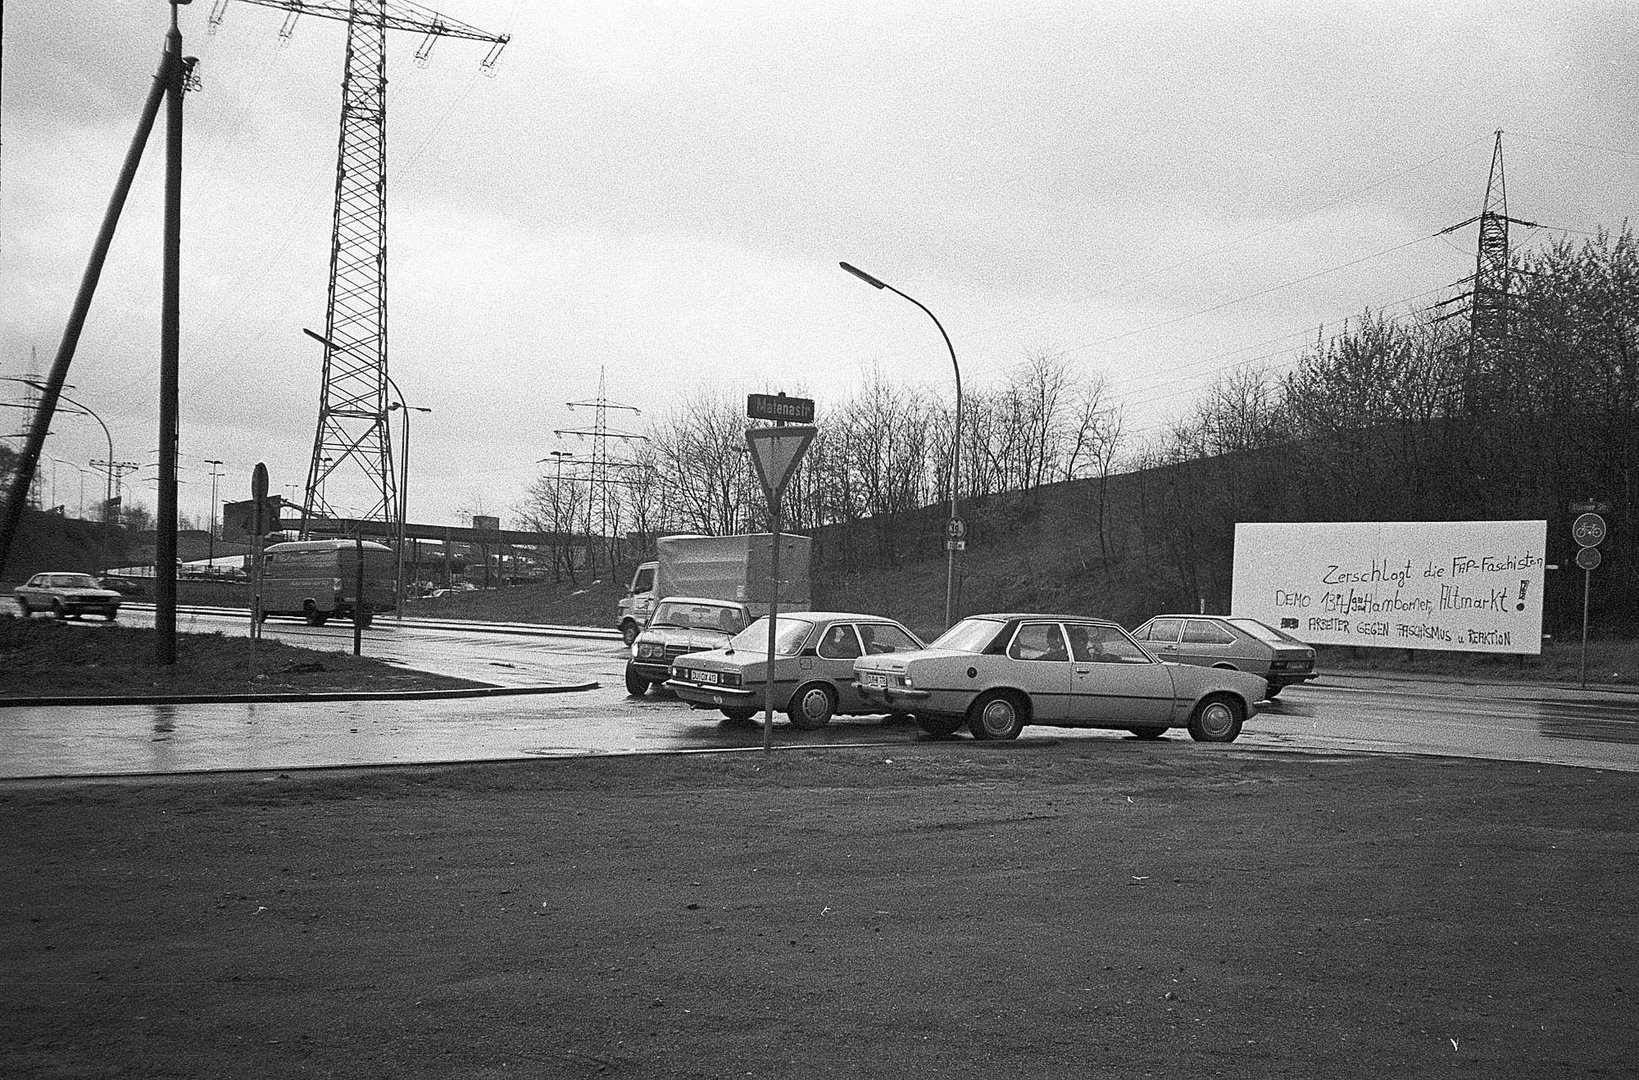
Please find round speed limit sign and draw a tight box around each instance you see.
[1572,513,1607,547]
[1576,546,1602,571]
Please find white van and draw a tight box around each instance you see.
[259,539,396,626]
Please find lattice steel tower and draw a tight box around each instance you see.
[208,1,508,533]
[1435,131,1537,381]
[554,368,646,572]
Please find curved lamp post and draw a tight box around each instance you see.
[33,382,116,572]
[839,262,963,629]
[386,375,431,620]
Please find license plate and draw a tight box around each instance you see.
[693,670,719,685]
[863,672,888,689]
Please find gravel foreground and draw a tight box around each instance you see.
[2,743,1635,1079]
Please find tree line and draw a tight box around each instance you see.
[517,226,1633,632]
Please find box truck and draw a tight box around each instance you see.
[616,533,811,644]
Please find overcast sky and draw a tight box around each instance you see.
[2,1,1634,530]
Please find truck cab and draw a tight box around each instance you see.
[618,561,659,645]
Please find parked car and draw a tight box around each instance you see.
[1130,614,1317,697]
[626,596,753,696]
[13,572,122,621]
[666,611,925,727]
[852,613,1267,742]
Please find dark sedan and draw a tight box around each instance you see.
[1130,614,1317,697]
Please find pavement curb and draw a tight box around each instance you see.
[0,681,600,709]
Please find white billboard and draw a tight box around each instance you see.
[1230,521,1548,654]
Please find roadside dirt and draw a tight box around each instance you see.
[2,743,1634,1078]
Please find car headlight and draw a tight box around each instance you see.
[897,675,915,689]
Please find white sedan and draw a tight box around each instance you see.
[853,613,1268,742]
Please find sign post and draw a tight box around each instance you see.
[745,423,817,753]
[248,463,268,681]
[1572,512,1607,687]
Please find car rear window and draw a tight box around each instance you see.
[1227,618,1300,646]
[1183,620,1237,645]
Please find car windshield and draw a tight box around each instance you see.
[1227,618,1300,646]
[928,617,1009,654]
[728,617,815,657]
[650,601,744,632]
[56,574,101,589]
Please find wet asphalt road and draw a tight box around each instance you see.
[1,608,1635,779]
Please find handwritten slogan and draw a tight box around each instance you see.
[1230,521,1548,655]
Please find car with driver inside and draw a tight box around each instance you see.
[852,613,1266,742]
[666,611,924,728]
[625,596,752,697]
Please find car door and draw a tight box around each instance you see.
[1004,621,1074,721]
[812,621,867,711]
[1138,617,1185,664]
[1067,623,1178,724]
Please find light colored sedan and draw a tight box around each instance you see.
[852,613,1267,742]
[13,572,122,621]
[666,611,925,728]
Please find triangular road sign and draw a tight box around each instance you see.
[746,425,817,500]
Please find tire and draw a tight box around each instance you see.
[621,621,639,647]
[1132,727,1166,740]
[915,713,964,738]
[1265,684,1283,699]
[15,598,29,617]
[721,707,758,724]
[967,691,1027,741]
[51,601,67,620]
[787,683,836,730]
[1187,694,1245,743]
[624,666,650,697]
[357,610,374,628]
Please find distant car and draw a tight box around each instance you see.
[852,613,1267,742]
[13,572,122,621]
[626,596,752,697]
[666,611,925,727]
[1130,615,1317,697]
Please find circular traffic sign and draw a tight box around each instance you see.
[947,518,966,540]
[1576,546,1602,571]
[1572,513,1606,547]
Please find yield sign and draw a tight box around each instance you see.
[745,425,817,501]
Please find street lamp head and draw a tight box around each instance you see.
[839,261,888,290]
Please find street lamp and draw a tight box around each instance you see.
[29,381,116,572]
[839,261,964,629]
[386,375,431,618]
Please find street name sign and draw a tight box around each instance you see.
[746,393,815,424]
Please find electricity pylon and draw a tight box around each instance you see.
[554,369,647,573]
[1434,131,1539,382]
[208,1,508,535]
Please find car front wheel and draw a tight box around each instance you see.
[787,683,836,730]
[721,707,757,724]
[1187,694,1244,743]
[968,691,1027,740]
[16,598,30,617]
[624,666,650,696]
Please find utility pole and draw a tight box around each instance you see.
[211,1,508,542]
[205,459,224,568]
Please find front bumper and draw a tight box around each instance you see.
[666,678,759,710]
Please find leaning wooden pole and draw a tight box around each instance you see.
[0,43,176,578]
